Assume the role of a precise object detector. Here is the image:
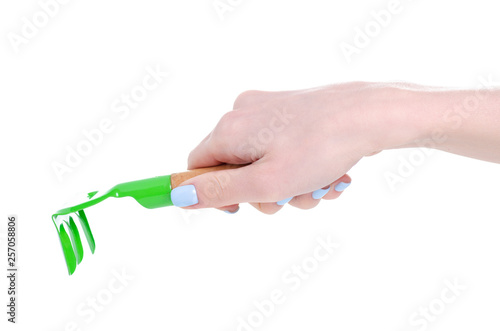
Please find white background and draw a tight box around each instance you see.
[1,0,499,330]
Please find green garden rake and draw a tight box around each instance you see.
[52,165,240,275]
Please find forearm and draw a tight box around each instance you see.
[378,86,500,163]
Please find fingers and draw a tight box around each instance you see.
[287,193,322,210]
[187,133,221,169]
[248,202,282,215]
[318,174,352,200]
[188,110,249,170]
[247,174,352,214]
[189,89,296,170]
[289,174,351,208]
[185,87,358,214]
[171,163,278,209]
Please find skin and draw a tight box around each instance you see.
[180,82,500,214]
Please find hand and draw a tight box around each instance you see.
[171,82,420,213]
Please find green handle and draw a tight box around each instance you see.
[113,175,173,209]
[112,165,243,209]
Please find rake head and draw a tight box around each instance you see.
[52,165,242,275]
[52,210,96,275]
[52,175,174,275]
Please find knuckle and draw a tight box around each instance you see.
[187,149,198,166]
[214,111,241,138]
[254,203,279,215]
[289,195,319,210]
[200,172,232,205]
[233,90,263,109]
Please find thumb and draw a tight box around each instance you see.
[170,163,274,208]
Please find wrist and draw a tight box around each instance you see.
[367,86,438,152]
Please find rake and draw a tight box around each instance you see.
[52,165,240,275]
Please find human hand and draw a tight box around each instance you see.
[170,82,429,213]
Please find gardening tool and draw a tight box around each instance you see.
[52,164,241,275]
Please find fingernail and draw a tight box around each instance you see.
[276,197,293,206]
[334,182,351,192]
[171,185,198,207]
[224,206,240,214]
[312,186,331,199]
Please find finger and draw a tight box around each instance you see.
[287,192,322,209]
[188,110,251,170]
[248,202,283,215]
[187,133,221,169]
[286,174,351,209]
[322,174,352,200]
[171,162,277,209]
[217,204,240,214]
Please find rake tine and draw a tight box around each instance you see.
[68,216,84,264]
[76,210,95,254]
[57,221,77,275]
